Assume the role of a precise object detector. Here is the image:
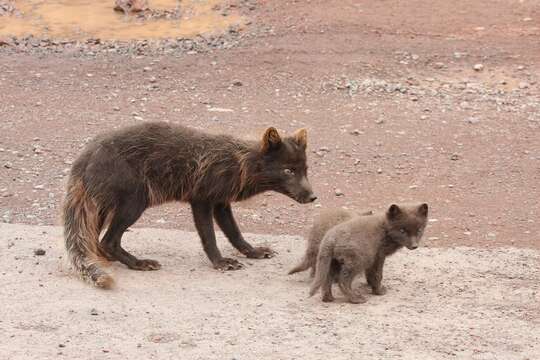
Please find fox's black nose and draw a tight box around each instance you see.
[410,245,418,250]
[308,195,317,202]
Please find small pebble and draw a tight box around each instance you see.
[34,248,46,256]
[473,64,484,71]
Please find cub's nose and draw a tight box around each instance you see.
[308,195,317,202]
[409,245,418,250]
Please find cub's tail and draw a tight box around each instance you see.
[63,178,113,289]
[288,256,311,275]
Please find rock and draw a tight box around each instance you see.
[143,66,152,72]
[473,64,484,71]
[232,80,243,86]
[90,308,99,316]
[375,118,384,125]
[3,162,12,169]
[377,168,383,174]
[34,185,45,190]
[334,189,344,196]
[518,81,529,89]
[450,154,460,161]
[466,117,480,124]
[113,106,120,111]
[318,146,330,153]
[350,129,363,136]
[149,76,157,83]
[434,62,445,69]
[114,0,148,13]
[34,248,46,256]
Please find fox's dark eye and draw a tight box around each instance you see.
[284,168,295,176]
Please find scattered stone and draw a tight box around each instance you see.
[473,64,484,71]
[149,76,157,83]
[466,117,480,124]
[318,146,330,153]
[518,81,529,89]
[450,154,460,161]
[90,308,99,316]
[34,185,45,190]
[34,248,46,256]
[349,129,363,136]
[375,118,384,125]
[3,162,12,169]
[334,189,344,196]
[232,80,243,86]
[434,62,445,69]
[113,106,120,111]
[376,168,383,174]
[143,66,152,72]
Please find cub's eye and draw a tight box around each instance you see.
[284,168,295,176]
[399,228,407,234]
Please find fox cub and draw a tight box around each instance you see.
[288,208,373,277]
[308,203,428,303]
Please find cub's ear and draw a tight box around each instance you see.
[418,203,428,217]
[292,128,307,149]
[387,204,402,220]
[261,127,282,153]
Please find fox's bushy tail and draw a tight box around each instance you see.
[63,178,113,289]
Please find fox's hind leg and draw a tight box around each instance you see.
[213,203,273,259]
[100,197,161,271]
[338,261,366,304]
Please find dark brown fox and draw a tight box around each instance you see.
[288,208,373,277]
[309,203,428,303]
[63,122,316,288]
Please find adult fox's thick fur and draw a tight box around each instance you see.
[309,203,428,303]
[63,122,316,288]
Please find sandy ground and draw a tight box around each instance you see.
[1,223,539,359]
[1,0,540,249]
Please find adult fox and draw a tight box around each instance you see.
[63,122,316,288]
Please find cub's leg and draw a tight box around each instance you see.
[100,199,161,271]
[321,259,340,302]
[366,254,387,295]
[213,203,273,259]
[338,261,366,304]
[192,202,243,270]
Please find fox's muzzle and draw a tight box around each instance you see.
[288,176,316,204]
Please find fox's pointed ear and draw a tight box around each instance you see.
[387,204,401,220]
[261,127,282,153]
[418,203,428,217]
[292,128,307,149]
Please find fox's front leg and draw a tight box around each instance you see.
[366,254,387,295]
[191,202,243,270]
[213,203,274,259]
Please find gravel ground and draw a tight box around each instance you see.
[1,223,539,359]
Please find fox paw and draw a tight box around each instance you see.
[214,258,243,271]
[130,259,162,271]
[322,293,335,302]
[245,246,274,259]
[348,295,367,304]
[372,286,387,296]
